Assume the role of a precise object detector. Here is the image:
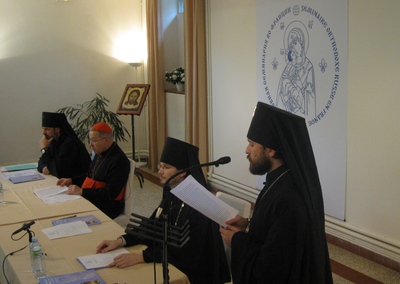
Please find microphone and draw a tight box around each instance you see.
[156,156,231,219]
[210,156,231,166]
[12,220,35,235]
[155,186,170,220]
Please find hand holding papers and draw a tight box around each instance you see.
[34,186,67,199]
[34,186,81,204]
[77,248,130,270]
[170,175,239,227]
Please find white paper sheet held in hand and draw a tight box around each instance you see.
[34,186,81,204]
[170,175,239,227]
[77,248,130,270]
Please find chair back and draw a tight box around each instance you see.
[114,158,136,227]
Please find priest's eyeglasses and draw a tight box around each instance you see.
[89,137,106,144]
[157,163,173,170]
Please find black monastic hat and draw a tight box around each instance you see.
[42,112,66,128]
[160,137,208,188]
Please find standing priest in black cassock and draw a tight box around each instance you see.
[220,102,333,283]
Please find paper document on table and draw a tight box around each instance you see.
[39,270,105,284]
[52,215,101,226]
[3,169,45,184]
[34,186,81,204]
[42,221,92,239]
[171,175,239,227]
[77,248,130,270]
[34,186,67,198]
[8,173,45,184]
[2,169,39,179]
[1,163,37,172]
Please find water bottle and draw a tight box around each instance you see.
[0,182,4,203]
[30,237,46,279]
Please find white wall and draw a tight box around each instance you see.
[166,92,185,140]
[207,0,400,262]
[161,0,186,140]
[0,0,144,165]
[208,1,258,200]
[161,0,185,90]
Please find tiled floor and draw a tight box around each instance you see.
[329,243,400,284]
[135,169,400,284]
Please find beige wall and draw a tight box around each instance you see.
[345,0,400,253]
[0,0,145,165]
[208,0,400,262]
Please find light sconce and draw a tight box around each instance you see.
[129,62,143,68]
[129,62,144,83]
[114,30,145,64]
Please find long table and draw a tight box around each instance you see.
[1,174,100,223]
[0,168,189,284]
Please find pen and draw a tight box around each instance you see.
[61,215,77,219]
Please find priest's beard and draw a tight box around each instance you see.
[45,133,59,141]
[248,153,272,175]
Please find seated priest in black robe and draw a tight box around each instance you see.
[220,102,333,284]
[57,122,130,219]
[38,112,91,178]
[96,137,231,284]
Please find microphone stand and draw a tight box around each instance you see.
[27,229,33,243]
[159,174,183,284]
[12,221,35,243]
[162,211,169,284]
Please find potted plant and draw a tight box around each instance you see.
[57,93,131,143]
[165,67,185,91]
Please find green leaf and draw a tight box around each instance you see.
[57,93,130,144]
